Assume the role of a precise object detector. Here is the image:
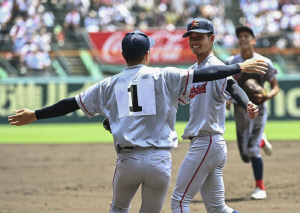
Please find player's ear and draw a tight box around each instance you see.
[146,50,150,60]
[252,38,257,46]
[210,34,215,43]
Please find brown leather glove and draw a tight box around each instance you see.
[242,79,268,105]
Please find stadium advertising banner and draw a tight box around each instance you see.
[0,79,300,123]
[88,30,196,65]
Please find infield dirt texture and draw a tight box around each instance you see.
[1,141,299,213]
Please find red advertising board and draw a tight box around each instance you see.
[88,30,196,65]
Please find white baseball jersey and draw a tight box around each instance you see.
[75,64,194,151]
[171,54,237,213]
[179,54,229,139]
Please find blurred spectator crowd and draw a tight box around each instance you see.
[0,0,53,75]
[239,0,300,48]
[0,0,299,76]
[53,0,300,49]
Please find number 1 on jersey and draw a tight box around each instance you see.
[115,79,156,118]
[128,85,142,112]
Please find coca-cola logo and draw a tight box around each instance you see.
[150,31,183,62]
[96,30,193,64]
[102,32,124,63]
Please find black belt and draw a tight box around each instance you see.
[122,147,133,150]
[120,146,170,151]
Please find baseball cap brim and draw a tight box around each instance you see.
[182,29,212,38]
[148,36,155,47]
[236,26,255,38]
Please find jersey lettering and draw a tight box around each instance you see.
[190,82,207,98]
[128,85,142,112]
[115,79,156,118]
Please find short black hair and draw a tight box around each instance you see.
[235,25,255,38]
[123,53,146,64]
[207,32,214,37]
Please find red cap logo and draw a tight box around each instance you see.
[190,20,199,29]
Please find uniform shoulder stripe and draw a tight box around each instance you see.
[79,94,94,117]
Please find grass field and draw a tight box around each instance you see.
[0,120,299,144]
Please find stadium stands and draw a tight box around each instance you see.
[0,0,299,78]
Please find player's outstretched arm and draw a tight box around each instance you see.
[8,109,37,126]
[193,59,267,83]
[8,97,80,126]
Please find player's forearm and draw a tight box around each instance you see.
[35,97,80,119]
[267,89,278,100]
[193,64,241,83]
[267,79,280,100]
[226,79,249,110]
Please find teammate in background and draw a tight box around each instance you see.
[170,18,261,213]
[8,30,267,213]
[226,104,273,156]
[225,25,279,200]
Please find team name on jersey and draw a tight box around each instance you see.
[190,82,207,98]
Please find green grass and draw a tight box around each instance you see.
[0,120,299,144]
[0,123,113,144]
[180,120,300,141]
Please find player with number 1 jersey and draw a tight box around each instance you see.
[76,65,194,151]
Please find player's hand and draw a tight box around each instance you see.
[239,59,268,74]
[226,100,231,110]
[246,101,259,119]
[8,108,37,126]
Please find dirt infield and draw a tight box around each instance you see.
[0,140,299,213]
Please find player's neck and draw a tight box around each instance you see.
[196,52,211,65]
[127,59,149,67]
[127,62,144,67]
[241,49,254,60]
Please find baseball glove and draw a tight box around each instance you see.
[242,79,268,105]
[103,117,111,133]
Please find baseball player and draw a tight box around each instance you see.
[170,18,261,213]
[8,30,267,213]
[226,104,273,156]
[225,25,279,200]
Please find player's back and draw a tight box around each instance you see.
[101,64,192,150]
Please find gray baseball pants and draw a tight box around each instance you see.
[171,134,234,213]
[110,147,172,213]
[234,103,268,163]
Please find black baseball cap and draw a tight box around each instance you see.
[236,25,255,38]
[182,18,214,38]
[122,30,156,59]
